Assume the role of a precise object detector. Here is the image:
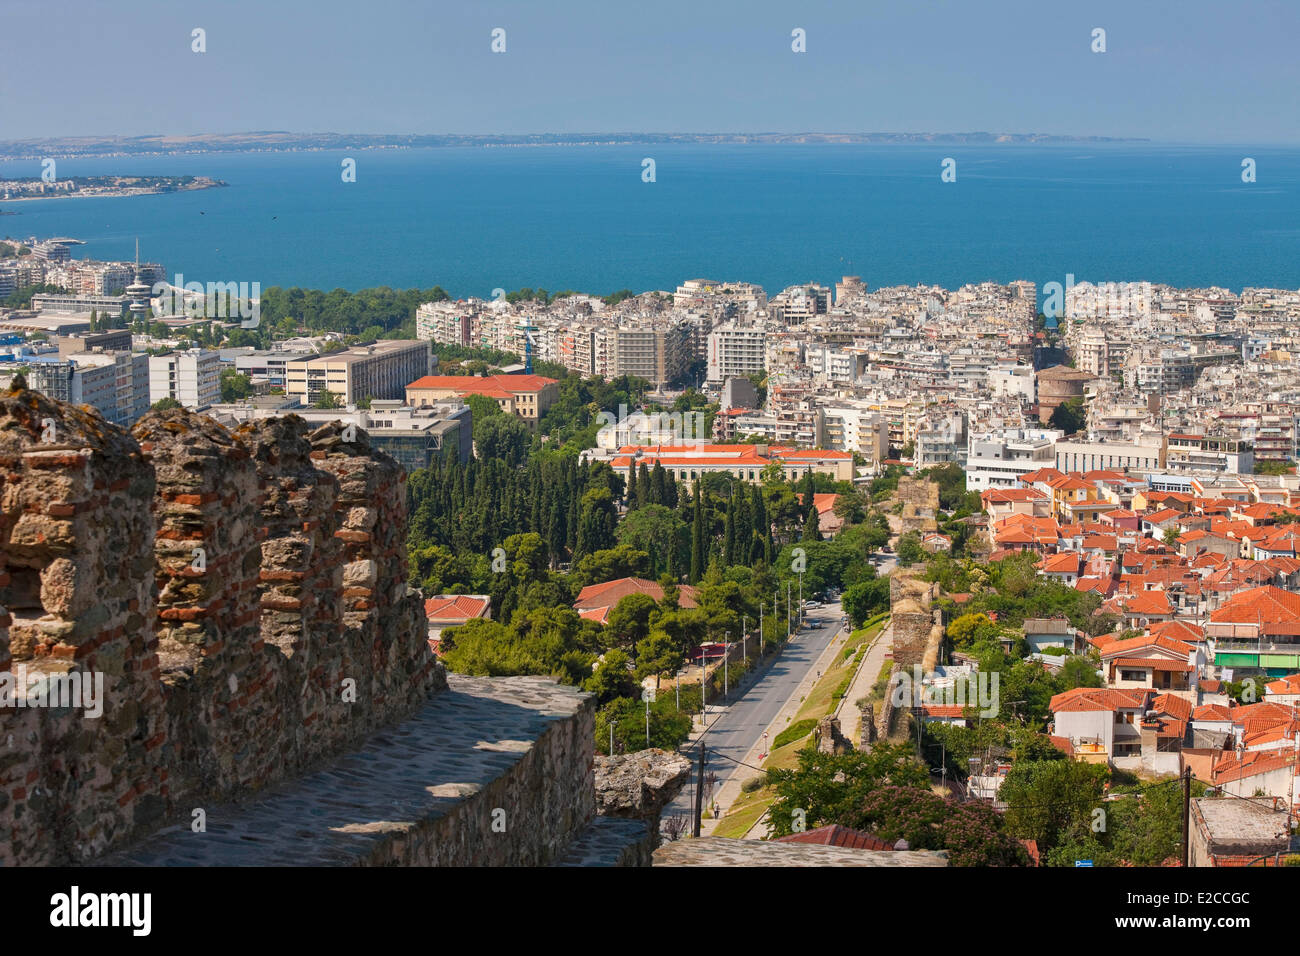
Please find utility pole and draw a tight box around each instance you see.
[724,633,730,699]
[701,652,707,728]
[1181,766,1192,867]
[693,744,706,837]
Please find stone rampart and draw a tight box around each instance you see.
[0,392,444,864]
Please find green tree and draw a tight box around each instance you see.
[635,629,687,690]
[1048,397,1085,435]
[314,388,342,409]
[475,413,531,467]
[219,367,254,402]
[767,743,929,836]
[896,530,924,567]
[595,695,692,754]
[999,759,1109,851]
[604,593,658,658]
[842,575,890,627]
[584,649,637,704]
[947,612,997,650]
[690,489,706,584]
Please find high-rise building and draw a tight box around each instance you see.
[706,326,766,383]
[149,349,222,409]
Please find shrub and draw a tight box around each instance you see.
[831,673,854,701]
[773,718,818,749]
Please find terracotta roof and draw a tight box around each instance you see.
[1212,749,1296,785]
[407,373,557,396]
[1111,657,1193,672]
[920,705,966,718]
[1151,693,1193,722]
[1122,590,1174,617]
[1049,687,1151,714]
[1100,633,1193,659]
[813,492,839,515]
[1210,585,1300,626]
[1193,704,1233,722]
[776,825,897,851]
[1149,620,1205,643]
[574,576,699,611]
[1049,736,1075,756]
[1041,552,1082,573]
[982,487,1047,503]
[424,594,491,622]
[1265,673,1300,696]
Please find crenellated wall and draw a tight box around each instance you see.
[0,390,444,865]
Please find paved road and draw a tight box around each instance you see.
[872,550,899,576]
[662,600,850,833]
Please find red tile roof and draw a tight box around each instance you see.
[1210,585,1300,626]
[573,577,699,612]
[407,373,557,397]
[1212,750,1296,785]
[1049,687,1151,714]
[424,595,491,622]
[776,825,896,851]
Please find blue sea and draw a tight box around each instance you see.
[1,144,1297,296]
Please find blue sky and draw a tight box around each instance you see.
[2,0,1297,143]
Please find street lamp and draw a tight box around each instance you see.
[724,632,730,699]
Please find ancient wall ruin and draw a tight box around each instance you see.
[889,570,942,668]
[0,391,444,865]
[896,477,939,534]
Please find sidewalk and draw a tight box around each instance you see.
[837,621,894,744]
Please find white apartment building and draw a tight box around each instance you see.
[149,348,221,409]
[965,428,1061,492]
[821,404,889,464]
[706,326,767,383]
[1164,433,1252,475]
[1054,438,1163,474]
[916,408,968,468]
[806,345,868,384]
[987,365,1035,402]
[1075,332,1112,377]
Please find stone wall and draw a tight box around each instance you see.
[890,570,939,668]
[896,477,939,534]
[0,392,444,865]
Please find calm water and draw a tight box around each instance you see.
[1,145,1297,296]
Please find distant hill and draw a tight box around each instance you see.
[0,131,1148,159]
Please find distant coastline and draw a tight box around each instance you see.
[0,175,226,202]
[0,131,1149,160]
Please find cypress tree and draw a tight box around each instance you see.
[690,488,705,584]
[723,486,736,567]
[626,462,638,506]
[636,462,651,509]
[651,462,667,506]
[802,504,821,542]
